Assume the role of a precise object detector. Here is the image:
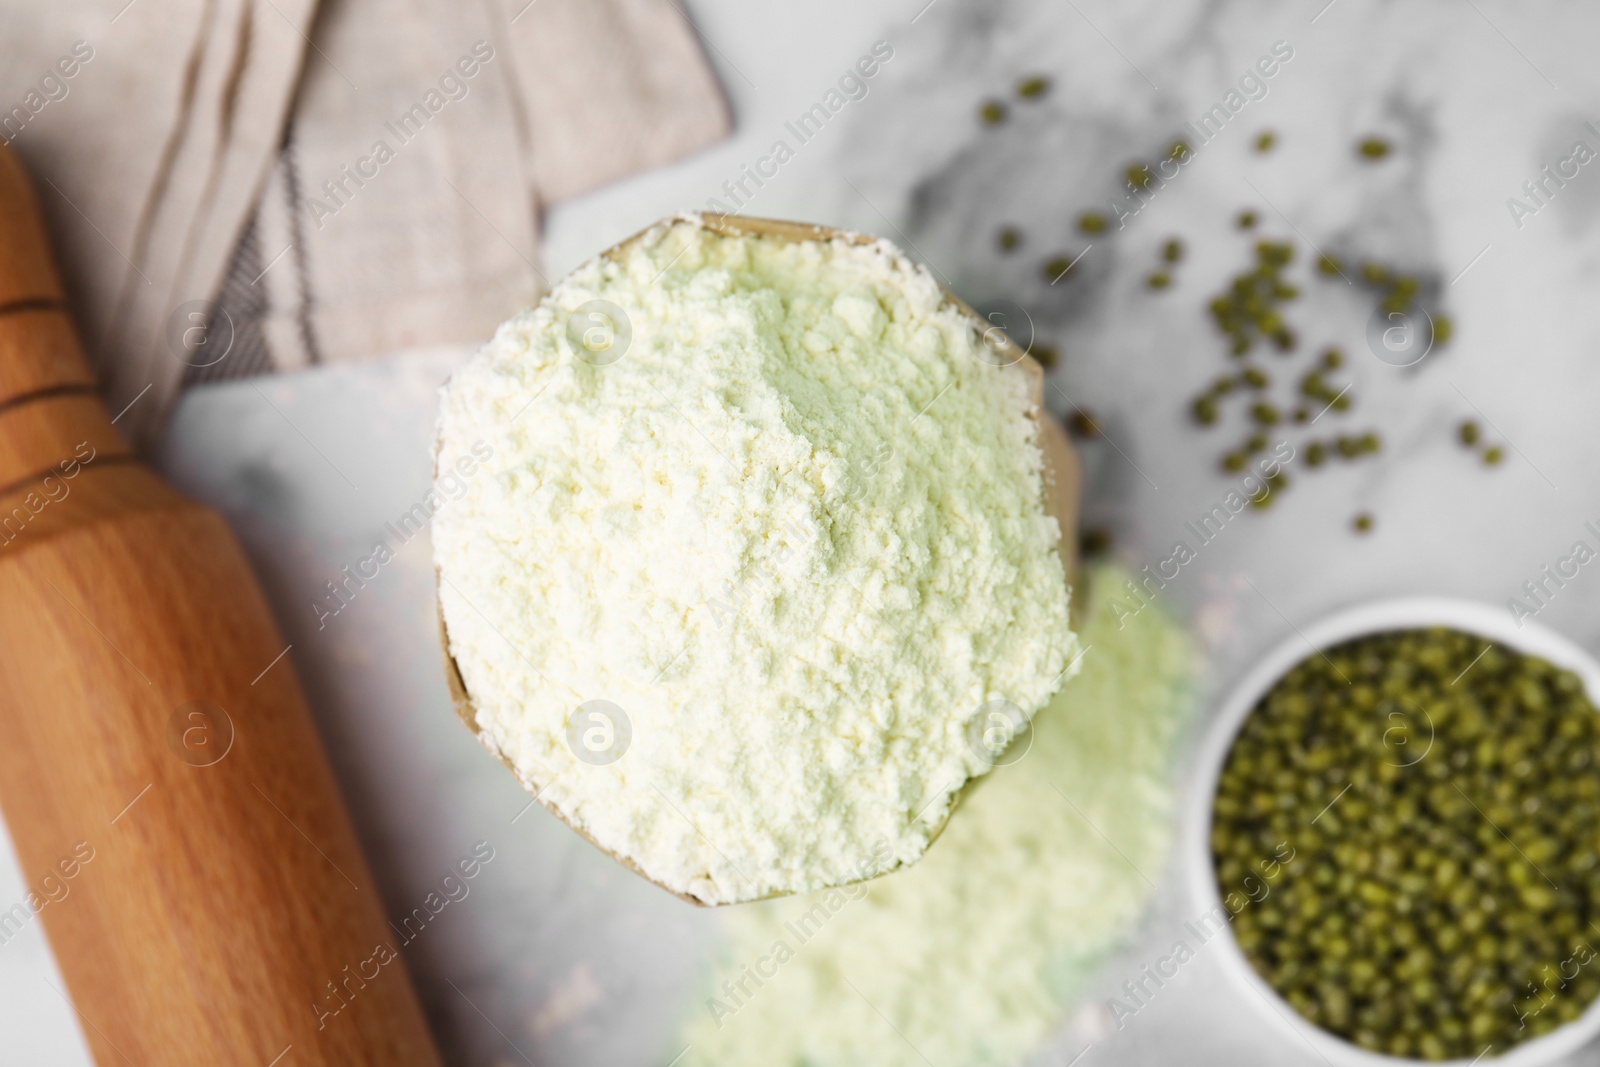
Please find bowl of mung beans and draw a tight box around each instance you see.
[1188,597,1600,1066]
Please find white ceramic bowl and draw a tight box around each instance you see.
[1187,596,1600,1067]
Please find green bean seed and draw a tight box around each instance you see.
[1016,75,1050,99]
[1042,256,1075,283]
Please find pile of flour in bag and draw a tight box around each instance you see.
[433,216,1078,904]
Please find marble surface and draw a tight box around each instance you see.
[8,0,1600,1063]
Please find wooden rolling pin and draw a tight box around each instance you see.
[0,149,442,1063]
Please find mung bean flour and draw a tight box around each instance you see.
[433,217,1077,903]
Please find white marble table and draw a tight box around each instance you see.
[7,0,1600,1063]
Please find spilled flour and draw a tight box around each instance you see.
[676,565,1193,1066]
